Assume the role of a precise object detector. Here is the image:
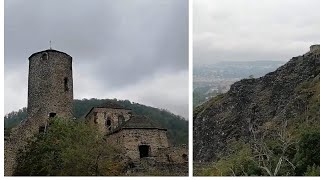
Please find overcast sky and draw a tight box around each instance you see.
[194,0,320,64]
[4,0,188,118]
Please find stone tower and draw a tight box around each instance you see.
[310,44,320,52]
[27,49,73,122]
[308,44,320,59]
[4,49,73,176]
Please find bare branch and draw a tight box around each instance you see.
[258,165,272,176]
[283,157,296,170]
[228,167,236,176]
[273,157,283,176]
[248,118,297,176]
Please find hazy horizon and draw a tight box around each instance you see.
[194,59,287,66]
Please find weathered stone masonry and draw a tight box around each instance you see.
[28,49,73,121]
[85,104,171,161]
[85,106,132,134]
[306,44,320,58]
[4,49,74,176]
[107,128,169,160]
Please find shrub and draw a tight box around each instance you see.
[294,131,320,175]
[304,165,320,176]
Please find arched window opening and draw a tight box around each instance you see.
[106,119,111,126]
[118,115,125,125]
[105,117,112,131]
[41,53,48,60]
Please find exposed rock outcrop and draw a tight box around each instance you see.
[193,47,320,162]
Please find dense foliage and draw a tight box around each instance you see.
[4,98,188,145]
[294,131,320,175]
[14,118,126,176]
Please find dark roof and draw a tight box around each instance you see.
[28,49,72,60]
[84,101,131,118]
[122,115,162,129]
[99,101,129,109]
[110,115,167,134]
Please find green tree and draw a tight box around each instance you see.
[294,132,320,175]
[194,139,261,176]
[304,165,320,176]
[14,118,125,176]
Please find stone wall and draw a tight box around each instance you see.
[157,145,188,163]
[86,108,132,134]
[4,110,48,176]
[28,50,73,121]
[106,129,169,160]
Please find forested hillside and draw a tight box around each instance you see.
[4,98,188,145]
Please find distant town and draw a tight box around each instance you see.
[193,61,285,107]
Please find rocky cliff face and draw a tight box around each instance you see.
[193,50,320,162]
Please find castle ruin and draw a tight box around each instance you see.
[4,49,188,175]
[85,102,188,165]
[306,44,320,59]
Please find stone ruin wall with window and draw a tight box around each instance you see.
[85,107,187,165]
[106,128,169,161]
[85,107,132,134]
[85,107,172,162]
[110,126,188,175]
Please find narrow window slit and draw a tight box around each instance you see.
[64,77,69,92]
